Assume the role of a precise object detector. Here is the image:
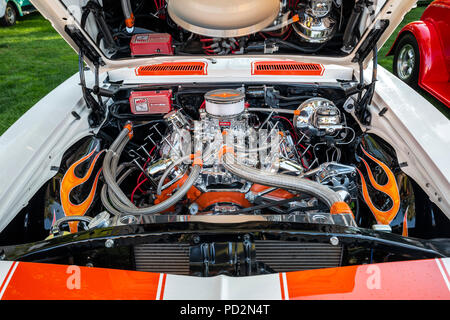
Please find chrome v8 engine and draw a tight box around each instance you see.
[139,88,355,216]
[156,89,292,203]
[95,85,359,224]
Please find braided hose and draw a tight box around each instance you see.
[156,155,192,195]
[222,151,342,208]
[102,125,345,216]
[101,125,201,215]
[101,164,136,216]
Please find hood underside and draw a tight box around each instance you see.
[30,0,416,72]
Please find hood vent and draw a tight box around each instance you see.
[136,62,207,76]
[252,61,324,76]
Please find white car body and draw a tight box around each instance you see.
[0,0,449,300]
[1,0,449,231]
[1,58,449,232]
[0,0,6,18]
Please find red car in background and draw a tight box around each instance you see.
[389,0,450,107]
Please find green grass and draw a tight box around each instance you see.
[0,13,78,134]
[0,8,448,135]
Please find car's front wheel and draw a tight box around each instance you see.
[1,3,17,27]
[393,33,420,88]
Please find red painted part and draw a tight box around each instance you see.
[284,258,450,300]
[421,0,450,76]
[190,192,252,211]
[421,81,450,107]
[0,259,449,299]
[135,62,208,76]
[249,184,295,200]
[251,61,324,76]
[0,262,161,300]
[129,90,173,114]
[387,0,450,107]
[130,33,173,56]
[279,273,286,300]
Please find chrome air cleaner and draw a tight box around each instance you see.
[167,0,280,38]
[204,89,245,117]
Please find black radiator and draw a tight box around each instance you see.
[134,241,343,276]
[134,243,190,275]
[254,240,343,272]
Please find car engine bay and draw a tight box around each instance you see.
[63,0,382,58]
[1,77,450,277]
[75,83,363,227]
[1,0,449,278]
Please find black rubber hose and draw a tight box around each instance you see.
[274,93,312,101]
[266,38,327,53]
[109,101,167,120]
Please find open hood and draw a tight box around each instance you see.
[30,0,417,71]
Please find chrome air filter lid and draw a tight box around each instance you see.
[204,89,245,117]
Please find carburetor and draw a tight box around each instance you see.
[155,89,285,194]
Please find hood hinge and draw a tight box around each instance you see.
[352,19,389,64]
[78,51,114,128]
[65,25,105,67]
[355,46,378,125]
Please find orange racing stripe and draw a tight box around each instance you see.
[1,259,449,300]
[285,258,450,300]
[1,262,160,300]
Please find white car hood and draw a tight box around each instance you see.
[30,0,417,72]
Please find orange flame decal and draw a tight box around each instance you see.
[357,146,400,225]
[402,206,409,237]
[60,149,104,233]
